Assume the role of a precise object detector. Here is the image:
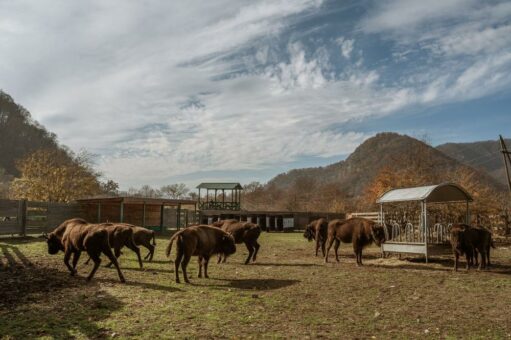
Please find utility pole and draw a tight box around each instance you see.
[499,135,511,198]
[499,135,511,235]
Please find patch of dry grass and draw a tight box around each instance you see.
[1,233,511,339]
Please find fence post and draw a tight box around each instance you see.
[19,199,27,236]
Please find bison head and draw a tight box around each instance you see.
[44,233,63,255]
[303,225,315,241]
[220,234,236,257]
[371,225,386,247]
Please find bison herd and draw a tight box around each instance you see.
[43,218,263,284]
[303,218,496,271]
[42,216,496,285]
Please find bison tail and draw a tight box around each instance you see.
[166,233,178,258]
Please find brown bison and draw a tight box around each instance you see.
[450,224,494,271]
[131,225,156,261]
[214,220,262,264]
[45,222,125,282]
[165,225,236,283]
[84,223,143,269]
[324,218,386,265]
[303,218,329,257]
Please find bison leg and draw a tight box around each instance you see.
[101,246,126,283]
[126,242,143,269]
[181,254,191,284]
[244,242,254,265]
[72,251,82,271]
[198,256,203,278]
[87,253,102,282]
[320,238,326,257]
[217,253,223,264]
[453,253,459,271]
[324,237,334,263]
[143,244,155,261]
[334,239,341,262]
[252,241,260,262]
[64,248,77,276]
[174,248,184,283]
[105,246,122,268]
[203,255,210,278]
[478,249,487,270]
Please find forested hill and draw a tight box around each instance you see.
[437,138,511,186]
[0,90,68,176]
[247,133,505,212]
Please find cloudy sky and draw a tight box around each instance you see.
[1,0,511,189]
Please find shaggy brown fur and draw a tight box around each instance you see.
[324,218,386,265]
[450,224,494,271]
[303,218,329,257]
[165,225,236,283]
[46,223,125,282]
[44,218,88,243]
[216,220,262,264]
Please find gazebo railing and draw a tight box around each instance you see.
[199,201,240,211]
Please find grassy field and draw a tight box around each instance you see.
[1,232,511,339]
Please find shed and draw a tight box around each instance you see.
[77,197,197,232]
[377,183,473,261]
[196,183,243,211]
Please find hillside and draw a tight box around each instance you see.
[0,90,64,177]
[252,133,505,211]
[437,139,510,186]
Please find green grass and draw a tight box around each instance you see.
[1,233,511,339]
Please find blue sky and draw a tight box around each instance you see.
[1,0,510,189]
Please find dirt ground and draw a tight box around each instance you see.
[1,232,511,339]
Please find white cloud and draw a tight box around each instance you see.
[336,37,354,59]
[1,0,510,188]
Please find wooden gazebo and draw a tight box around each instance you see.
[196,183,243,211]
[77,196,197,231]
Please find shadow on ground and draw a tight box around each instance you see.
[0,244,123,339]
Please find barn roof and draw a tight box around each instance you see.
[76,196,196,206]
[376,183,473,204]
[196,183,243,190]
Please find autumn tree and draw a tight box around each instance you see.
[10,149,103,202]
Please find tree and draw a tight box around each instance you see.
[101,179,119,196]
[160,183,189,199]
[10,149,102,202]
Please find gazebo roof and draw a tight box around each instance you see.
[376,183,473,204]
[196,183,243,190]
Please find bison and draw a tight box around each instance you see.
[303,218,329,257]
[84,223,143,269]
[214,220,262,264]
[45,222,125,282]
[165,225,236,283]
[450,224,494,271]
[324,218,386,265]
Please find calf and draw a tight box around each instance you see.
[324,218,386,265]
[46,223,125,282]
[165,225,236,283]
[450,224,494,271]
[132,226,156,261]
[215,220,261,264]
[303,218,328,257]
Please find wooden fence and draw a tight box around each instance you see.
[0,199,84,236]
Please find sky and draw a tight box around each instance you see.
[1,0,511,190]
